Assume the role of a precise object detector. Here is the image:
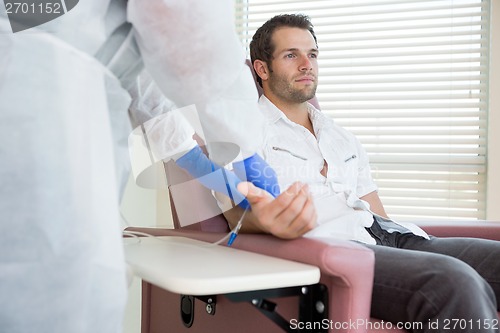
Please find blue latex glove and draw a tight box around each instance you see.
[175,145,250,209]
[233,153,280,198]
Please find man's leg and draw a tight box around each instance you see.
[397,234,500,310]
[365,243,499,333]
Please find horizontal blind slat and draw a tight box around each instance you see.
[320,84,486,93]
[318,74,487,84]
[319,102,486,110]
[349,129,486,136]
[368,155,485,164]
[370,163,486,172]
[319,58,486,68]
[384,207,484,219]
[235,0,481,10]
[380,199,485,210]
[375,180,483,191]
[379,190,485,200]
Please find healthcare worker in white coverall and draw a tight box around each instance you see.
[0,1,278,332]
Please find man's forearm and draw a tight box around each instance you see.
[361,191,389,218]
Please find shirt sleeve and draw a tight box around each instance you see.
[128,71,197,161]
[354,136,378,198]
[127,0,265,159]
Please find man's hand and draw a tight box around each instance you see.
[237,181,317,239]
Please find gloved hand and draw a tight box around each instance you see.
[232,153,280,198]
[175,145,250,209]
[175,148,281,210]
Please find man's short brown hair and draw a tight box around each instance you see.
[250,14,317,87]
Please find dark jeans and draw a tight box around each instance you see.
[363,219,500,333]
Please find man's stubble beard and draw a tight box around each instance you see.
[268,71,317,104]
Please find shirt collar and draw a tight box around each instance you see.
[258,95,287,123]
[258,95,332,133]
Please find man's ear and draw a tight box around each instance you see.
[253,60,270,82]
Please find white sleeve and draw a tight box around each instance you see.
[355,137,378,198]
[128,70,177,128]
[127,0,264,159]
[128,71,197,162]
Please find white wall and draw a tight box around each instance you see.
[121,168,174,333]
[487,0,500,220]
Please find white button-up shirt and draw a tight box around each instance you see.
[258,95,428,244]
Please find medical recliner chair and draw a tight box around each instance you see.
[125,62,500,333]
[126,155,500,333]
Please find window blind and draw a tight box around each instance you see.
[234,0,490,221]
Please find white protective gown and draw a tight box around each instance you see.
[0,0,263,332]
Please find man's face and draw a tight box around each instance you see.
[267,27,319,103]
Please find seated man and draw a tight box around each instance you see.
[221,14,500,333]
